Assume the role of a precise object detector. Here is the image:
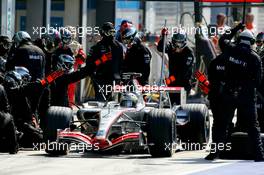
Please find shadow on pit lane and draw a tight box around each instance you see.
[27,152,153,159]
[26,152,251,164]
[168,158,244,164]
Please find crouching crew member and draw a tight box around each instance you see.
[0,84,18,154]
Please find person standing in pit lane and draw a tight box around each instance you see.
[33,29,62,128]
[121,27,151,85]
[67,26,87,106]
[205,23,264,162]
[157,28,195,105]
[6,31,46,81]
[86,22,124,101]
[255,32,264,132]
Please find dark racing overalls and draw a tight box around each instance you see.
[6,42,46,120]
[208,25,264,160]
[123,39,151,85]
[2,76,43,148]
[0,84,18,153]
[157,37,194,105]
[86,38,123,101]
[256,46,264,132]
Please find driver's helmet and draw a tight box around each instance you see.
[120,93,138,108]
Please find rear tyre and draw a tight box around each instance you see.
[43,106,72,155]
[178,104,210,150]
[147,109,176,157]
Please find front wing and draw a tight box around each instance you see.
[57,129,140,152]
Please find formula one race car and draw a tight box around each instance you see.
[43,73,210,157]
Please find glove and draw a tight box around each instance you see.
[198,83,209,95]
[76,48,87,62]
[235,22,246,31]
[195,71,208,84]
[161,27,169,36]
[166,75,176,85]
[102,52,112,62]
[194,71,210,94]
[95,52,112,66]
[40,69,65,86]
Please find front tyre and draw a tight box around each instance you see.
[147,109,177,157]
[43,106,72,155]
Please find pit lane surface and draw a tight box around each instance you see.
[0,150,262,175]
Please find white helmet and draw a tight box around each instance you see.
[120,93,138,108]
[238,30,255,46]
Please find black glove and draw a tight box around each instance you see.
[235,23,246,31]
[84,61,97,75]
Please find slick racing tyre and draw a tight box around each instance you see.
[44,106,72,155]
[147,109,177,157]
[178,104,210,150]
